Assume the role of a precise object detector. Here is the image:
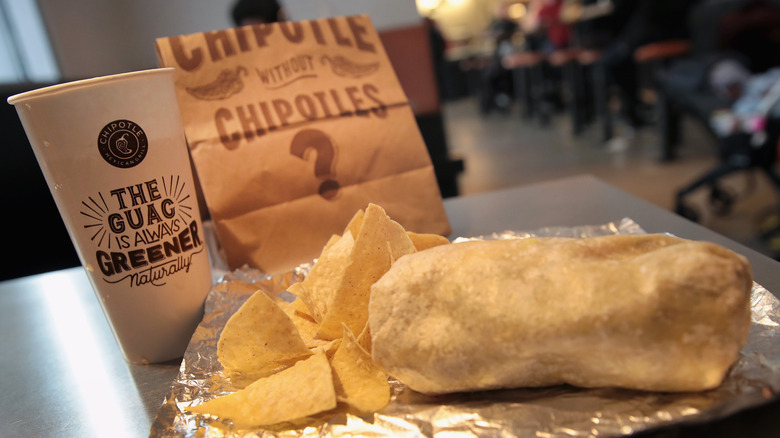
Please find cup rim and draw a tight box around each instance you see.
[7,67,176,106]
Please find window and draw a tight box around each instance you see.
[0,0,59,83]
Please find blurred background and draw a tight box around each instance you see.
[2,0,780,280]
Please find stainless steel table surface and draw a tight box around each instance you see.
[2,174,778,437]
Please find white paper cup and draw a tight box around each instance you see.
[8,68,213,364]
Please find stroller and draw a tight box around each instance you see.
[653,0,780,239]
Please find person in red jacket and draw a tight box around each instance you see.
[524,0,572,52]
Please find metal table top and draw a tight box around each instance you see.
[2,174,778,437]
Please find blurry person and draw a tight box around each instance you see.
[523,0,571,52]
[600,0,701,128]
[481,1,519,114]
[231,0,285,26]
[491,1,519,54]
[520,0,571,122]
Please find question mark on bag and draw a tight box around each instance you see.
[290,129,340,200]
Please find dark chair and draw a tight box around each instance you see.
[568,48,602,136]
[561,8,614,140]
[504,48,576,128]
[652,0,780,221]
[557,2,666,141]
[460,55,495,114]
[549,48,587,133]
[633,39,693,148]
[503,51,546,120]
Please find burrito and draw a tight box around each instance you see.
[369,234,753,395]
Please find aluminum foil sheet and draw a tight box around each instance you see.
[150,218,780,437]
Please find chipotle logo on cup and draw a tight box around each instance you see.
[97,119,149,168]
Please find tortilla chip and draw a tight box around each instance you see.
[202,204,419,427]
[316,204,416,340]
[217,290,311,378]
[356,322,372,354]
[344,208,365,239]
[320,234,341,255]
[273,296,297,319]
[299,232,355,322]
[329,326,390,414]
[406,231,450,252]
[187,352,337,427]
[283,283,315,320]
[312,338,342,358]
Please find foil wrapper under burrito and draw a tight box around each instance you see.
[150,218,780,437]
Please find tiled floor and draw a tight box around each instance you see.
[441,97,780,259]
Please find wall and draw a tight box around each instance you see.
[425,0,497,42]
[35,0,424,81]
[283,0,421,30]
[37,0,233,79]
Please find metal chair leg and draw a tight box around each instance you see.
[592,61,612,142]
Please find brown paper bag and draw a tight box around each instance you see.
[155,15,451,274]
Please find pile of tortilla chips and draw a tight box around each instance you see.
[186,203,449,428]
